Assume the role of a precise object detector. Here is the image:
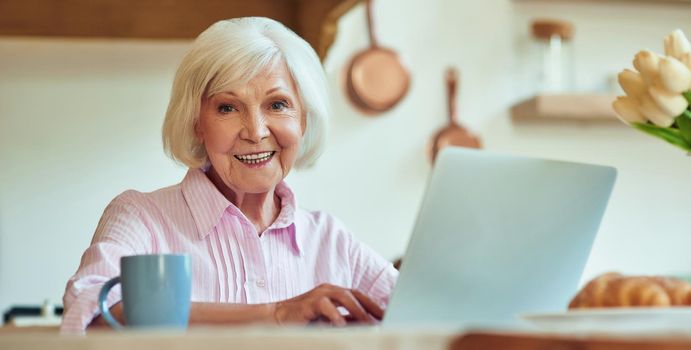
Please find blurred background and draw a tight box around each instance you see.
[1,0,691,322]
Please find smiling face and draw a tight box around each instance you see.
[196,61,305,194]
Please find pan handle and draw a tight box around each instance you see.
[366,0,379,48]
[446,68,459,124]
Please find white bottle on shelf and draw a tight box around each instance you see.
[531,19,575,94]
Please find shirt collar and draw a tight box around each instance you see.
[269,181,303,255]
[180,168,303,253]
[181,168,231,241]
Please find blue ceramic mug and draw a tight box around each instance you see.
[98,254,192,330]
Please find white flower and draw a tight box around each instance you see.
[658,56,691,93]
[649,85,689,117]
[679,52,691,70]
[615,30,691,131]
[633,50,660,86]
[664,29,691,60]
[618,69,647,97]
[612,96,647,124]
[639,93,675,127]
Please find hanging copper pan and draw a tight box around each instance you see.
[429,68,482,162]
[345,0,410,115]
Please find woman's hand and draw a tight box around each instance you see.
[90,286,383,329]
[273,284,384,326]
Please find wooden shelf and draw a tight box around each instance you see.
[0,0,360,61]
[510,94,619,123]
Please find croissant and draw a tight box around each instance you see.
[569,272,691,309]
[651,276,691,305]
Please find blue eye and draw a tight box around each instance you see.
[270,100,289,111]
[218,104,237,114]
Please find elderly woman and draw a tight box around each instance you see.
[61,17,398,333]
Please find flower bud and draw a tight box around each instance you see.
[612,96,647,124]
[659,56,691,93]
[649,85,689,117]
[680,52,691,70]
[639,93,675,127]
[633,50,661,86]
[618,69,647,97]
[664,29,691,60]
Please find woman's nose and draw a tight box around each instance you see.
[240,111,270,143]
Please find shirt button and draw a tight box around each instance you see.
[256,279,266,288]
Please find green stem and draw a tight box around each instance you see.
[683,109,691,121]
[683,91,691,105]
[632,122,691,151]
[676,112,691,145]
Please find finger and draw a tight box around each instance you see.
[307,315,332,326]
[317,296,346,326]
[328,289,372,324]
[351,289,385,321]
[344,313,369,324]
[344,314,358,323]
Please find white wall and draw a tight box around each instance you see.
[0,39,189,312]
[289,0,513,261]
[506,0,691,279]
[1,0,691,315]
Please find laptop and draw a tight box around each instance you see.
[383,147,617,328]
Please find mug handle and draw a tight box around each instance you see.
[98,276,124,330]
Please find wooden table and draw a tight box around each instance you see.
[0,326,457,350]
[3,326,691,350]
[451,331,691,350]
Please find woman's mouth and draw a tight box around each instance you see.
[234,151,276,167]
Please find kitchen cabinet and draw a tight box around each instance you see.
[0,0,360,60]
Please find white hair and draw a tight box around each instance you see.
[162,17,329,169]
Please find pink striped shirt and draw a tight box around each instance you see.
[61,168,398,333]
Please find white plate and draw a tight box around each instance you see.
[521,308,691,335]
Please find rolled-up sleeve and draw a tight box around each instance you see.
[61,192,152,334]
[347,234,399,309]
